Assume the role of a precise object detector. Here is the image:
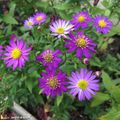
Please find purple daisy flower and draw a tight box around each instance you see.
[71,11,92,29]
[68,68,99,101]
[65,32,96,59]
[38,69,67,96]
[3,37,31,70]
[24,17,35,29]
[33,12,47,25]
[0,45,3,58]
[50,19,74,38]
[36,50,62,70]
[93,15,112,34]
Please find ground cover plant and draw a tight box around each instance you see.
[0,0,120,120]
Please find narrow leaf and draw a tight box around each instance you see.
[91,92,110,107]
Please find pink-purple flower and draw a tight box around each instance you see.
[38,69,67,96]
[24,17,35,29]
[65,32,96,59]
[93,15,112,34]
[67,68,99,101]
[3,37,31,70]
[33,12,47,25]
[36,50,62,70]
[50,19,74,38]
[71,11,92,29]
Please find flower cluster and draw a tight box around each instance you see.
[0,10,112,101]
[24,12,47,29]
[49,11,112,60]
[26,11,112,100]
[37,49,67,96]
[70,11,112,34]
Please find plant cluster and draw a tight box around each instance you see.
[0,0,120,120]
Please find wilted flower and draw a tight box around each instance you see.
[50,19,74,38]
[93,15,112,34]
[65,32,96,59]
[3,37,31,70]
[38,69,67,96]
[24,17,34,29]
[36,49,62,70]
[34,12,47,25]
[71,11,92,29]
[67,68,99,101]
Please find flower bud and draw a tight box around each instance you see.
[83,58,89,64]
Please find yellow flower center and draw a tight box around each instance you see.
[36,16,43,21]
[76,38,87,48]
[11,48,21,59]
[56,28,65,34]
[77,80,88,90]
[43,54,53,62]
[28,21,33,25]
[98,20,107,28]
[48,77,59,89]
[77,15,85,22]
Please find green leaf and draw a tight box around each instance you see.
[105,26,120,37]
[101,71,112,91]
[100,42,108,51]
[54,3,72,10]
[91,7,104,15]
[25,79,33,93]
[90,57,102,67]
[56,94,64,106]
[3,14,18,24]
[9,2,16,16]
[111,86,120,103]
[58,11,71,20]
[35,1,49,9]
[91,92,110,107]
[102,1,109,8]
[99,107,120,120]
[105,9,111,16]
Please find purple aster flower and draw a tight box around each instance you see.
[3,37,31,70]
[67,68,99,101]
[0,45,3,58]
[50,19,74,38]
[71,11,92,29]
[93,15,112,34]
[38,69,67,96]
[33,12,47,25]
[24,17,34,29]
[36,49,62,70]
[65,32,96,59]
